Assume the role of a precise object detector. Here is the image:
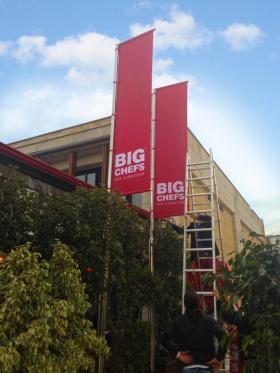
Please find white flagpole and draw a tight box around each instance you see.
[149,90,156,372]
[182,84,189,313]
[108,45,119,191]
[182,152,189,313]
[150,91,156,274]
[98,45,119,373]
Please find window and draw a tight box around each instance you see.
[126,193,143,208]
[132,193,142,208]
[76,167,102,186]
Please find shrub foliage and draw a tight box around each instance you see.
[217,236,280,373]
[0,171,182,372]
[0,243,109,373]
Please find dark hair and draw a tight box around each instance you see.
[184,291,203,320]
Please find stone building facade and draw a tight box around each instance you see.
[10,116,265,259]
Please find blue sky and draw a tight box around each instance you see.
[0,0,279,234]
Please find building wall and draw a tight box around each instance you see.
[10,116,265,257]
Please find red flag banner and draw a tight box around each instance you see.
[111,31,154,195]
[154,82,188,218]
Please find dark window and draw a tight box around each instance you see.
[76,167,102,186]
[126,195,133,204]
[126,193,143,208]
[132,193,142,208]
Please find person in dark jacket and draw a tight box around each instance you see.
[161,291,227,372]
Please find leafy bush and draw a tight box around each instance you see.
[217,236,280,373]
[0,171,183,372]
[0,243,109,372]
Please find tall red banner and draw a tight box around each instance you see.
[111,31,153,195]
[154,82,188,218]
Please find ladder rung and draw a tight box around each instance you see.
[185,248,213,251]
[186,209,212,214]
[186,228,212,232]
[189,167,211,172]
[187,176,211,181]
[192,203,211,207]
[185,269,214,272]
[190,185,211,189]
[186,192,212,197]
[188,161,210,166]
[196,291,213,296]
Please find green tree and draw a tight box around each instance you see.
[154,221,182,366]
[0,170,183,372]
[217,236,280,373]
[0,243,108,373]
[0,172,36,252]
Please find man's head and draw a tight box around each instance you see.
[184,291,199,310]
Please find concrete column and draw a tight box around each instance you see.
[233,196,242,252]
[68,151,77,176]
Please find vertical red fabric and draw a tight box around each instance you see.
[154,82,188,218]
[111,31,153,195]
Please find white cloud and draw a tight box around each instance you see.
[0,32,118,85]
[41,32,118,86]
[45,32,119,86]
[154,57,174,73]
[0,41,10,55]
[65,66,113,86]
[152,57,204,93]
[1,32,118,70]
[153,70,205,96]
[153,72,189,89]
[0,31,118,67]
[0,84,112,142]
[220,23,265,51]
[12,35,47,62]
[42,32,118,69]
[130,7,213,50]
[153,57,179,87]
